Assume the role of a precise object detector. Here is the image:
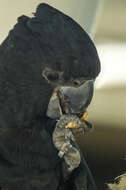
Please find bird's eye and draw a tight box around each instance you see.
[42,67,60,82]
[46,72,59,81]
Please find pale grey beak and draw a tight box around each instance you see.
[58,80,94,114]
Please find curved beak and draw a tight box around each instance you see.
[58,80,94,114]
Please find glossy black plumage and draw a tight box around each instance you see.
[0,3,100,190]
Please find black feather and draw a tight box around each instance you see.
[0,3,100,190]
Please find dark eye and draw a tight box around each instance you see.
[47,72,59,81]
[42,67,60,82]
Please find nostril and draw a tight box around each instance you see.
[73,80,81,86]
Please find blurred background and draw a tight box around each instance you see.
[0,0,126,189]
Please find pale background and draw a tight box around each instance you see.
[0,0,126,188]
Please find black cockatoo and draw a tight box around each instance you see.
[0,3,100,190]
